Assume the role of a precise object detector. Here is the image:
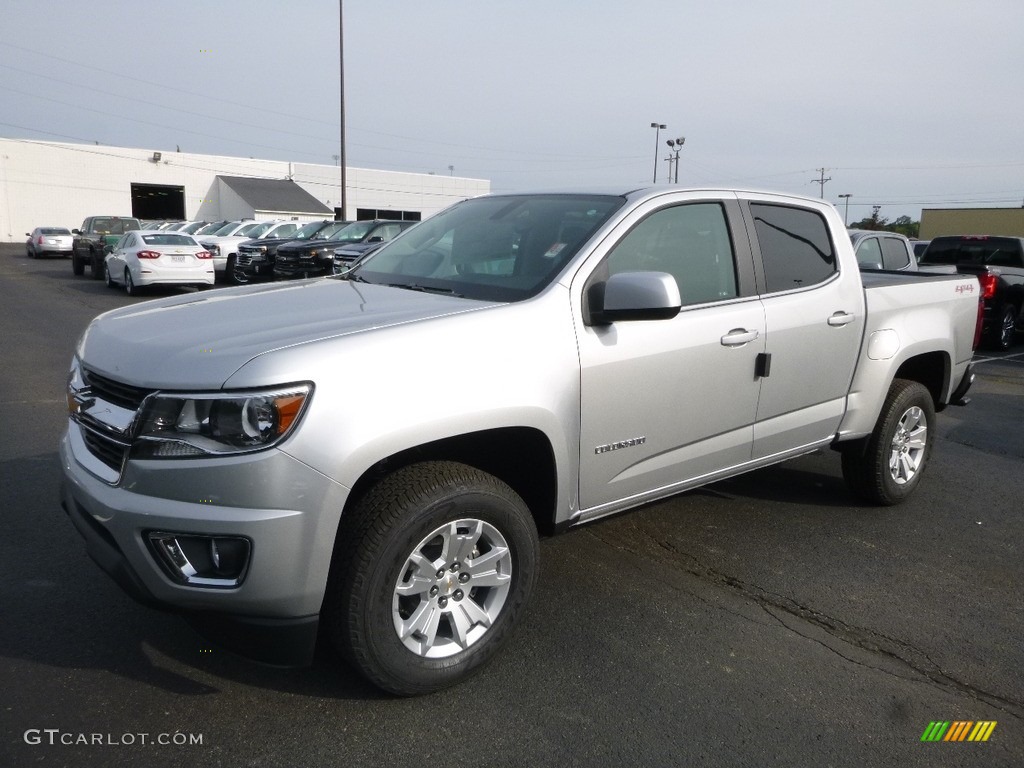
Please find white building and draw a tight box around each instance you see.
[0,137,489,240]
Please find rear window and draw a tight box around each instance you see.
[920,237,1024,268]
[40,228,71,235]
[141,234,197,246]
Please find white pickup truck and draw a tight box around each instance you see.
[61,187,981,695]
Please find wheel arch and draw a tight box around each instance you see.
[893,351,950,412]
[344,427,559,537]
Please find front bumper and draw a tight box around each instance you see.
[59,425,349,665]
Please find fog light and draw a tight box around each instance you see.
[148,532,251,588]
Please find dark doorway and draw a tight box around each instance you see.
[131,183,186,220]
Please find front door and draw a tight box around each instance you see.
[575,198,764,513]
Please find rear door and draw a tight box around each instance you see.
[741,197,866,459]
[575,194,764,512]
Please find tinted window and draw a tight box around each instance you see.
[604,202,737,306]
[41,227,71,235]
[750,203,836,292]
[920,237,1024,267]
[855,236,883,268]
[880,237,911,270]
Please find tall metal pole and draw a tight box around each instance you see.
[651,122,666,183]
[339,0,347,220]
[838,194,851,226]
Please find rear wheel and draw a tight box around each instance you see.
[125,269,138,296]
[89,249,103,280]
[990,304,1017,350]
[324,461,539,695]
[842,379,934,505]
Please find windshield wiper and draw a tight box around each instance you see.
[384,282,463,298]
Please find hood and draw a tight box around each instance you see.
[78,279,496,389]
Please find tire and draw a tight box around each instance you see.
[225,255,237,284]
[842,379,935,506]
[324,461,539,695]
[125,269,138,296]
[989,304,1017,351]
[27,246,35,259]
[89,249,103,280]
[72,254,85,276]
[104,262,116,288]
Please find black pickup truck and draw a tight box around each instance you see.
[233,219,349,284]
[72,216,141,279]
[919,235,1024,349]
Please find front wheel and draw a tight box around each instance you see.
[324,461,539,695]
[842,379,935,506]
[104,262,116,288]
[72,254,85,276]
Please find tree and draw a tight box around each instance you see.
[849,206,919,238]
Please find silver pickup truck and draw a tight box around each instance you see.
[61,187,981,695]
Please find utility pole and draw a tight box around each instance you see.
[811,167,831,199]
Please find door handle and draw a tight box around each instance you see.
[827,311,855,327]
[720,328,759,347]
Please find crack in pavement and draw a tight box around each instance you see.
[584,523,1023,720]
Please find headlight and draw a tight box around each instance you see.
[132,384,312,458]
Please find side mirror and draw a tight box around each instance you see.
[587,271,681,325]
[72,229,81,235]
[103,244,114,255]
[858,261,883,271]
[367,236,384,243]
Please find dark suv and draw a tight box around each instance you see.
[275,220,414,279]
[234,220,349,284]
[919,235,1024,349]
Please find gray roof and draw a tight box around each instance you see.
[217,176,331,215]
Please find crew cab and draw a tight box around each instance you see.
[60,187,981,696]
[918,235,1024,349]
[72,216,142,279]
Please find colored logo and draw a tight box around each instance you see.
[921,721,997,742]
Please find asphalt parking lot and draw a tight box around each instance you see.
[1,243,1022,767]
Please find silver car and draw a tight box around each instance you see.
[26,227,73,258]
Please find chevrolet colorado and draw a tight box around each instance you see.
[61,187,981,695]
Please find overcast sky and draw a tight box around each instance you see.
[2,0,1022,222]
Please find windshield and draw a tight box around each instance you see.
[292,221,330,240]
[236,222,265,237]
[347,194,624,302]
[213,221,243,236]
[317,221,352,240]
[329,221,376,243]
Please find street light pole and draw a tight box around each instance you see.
[338,0,347,221]
[666,137,685,184]
[838,193,851,226]
[651,122,666,183]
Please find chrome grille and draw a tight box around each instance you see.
[81,426,129,472]
[83,368,152,410]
